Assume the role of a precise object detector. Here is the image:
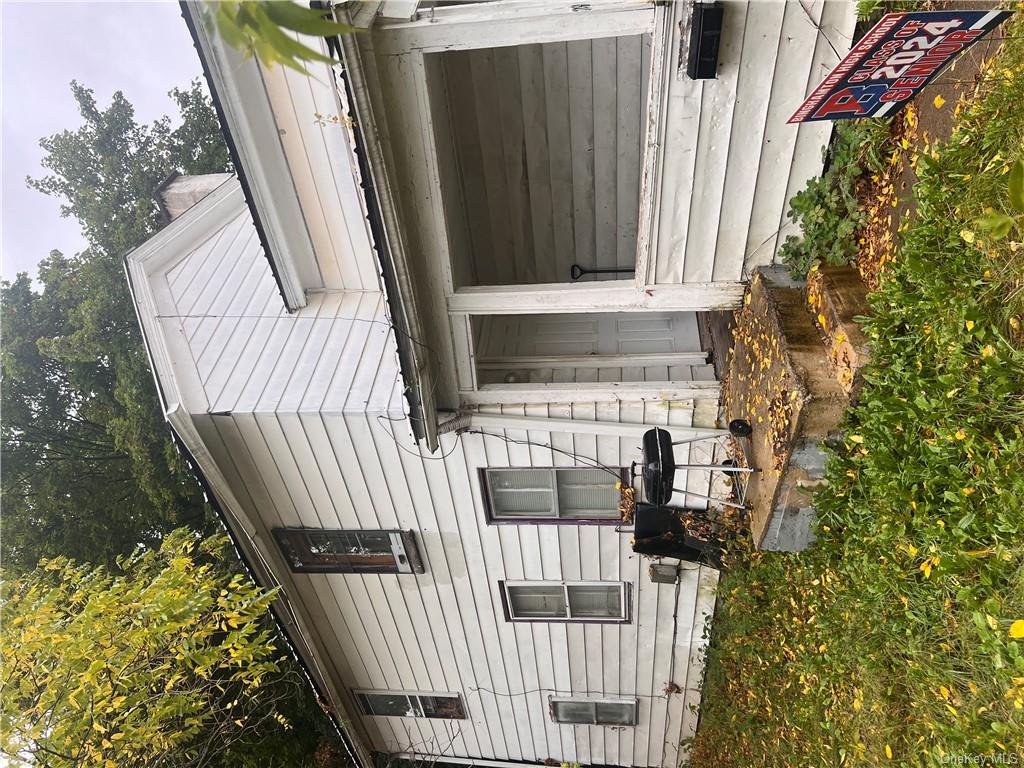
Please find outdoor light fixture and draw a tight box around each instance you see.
[687,1,724,80]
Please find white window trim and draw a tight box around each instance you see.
[484,467,627,522]
[502,580,629,623]
[549,696,639,726]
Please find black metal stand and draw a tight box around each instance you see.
[638,425,758,508]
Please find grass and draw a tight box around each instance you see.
[691,19,1024,768]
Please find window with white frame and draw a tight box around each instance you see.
[550,697,638,726]
[273,529,424,574]
[356,691,467,719]
[482,467,626,523]
[501,581,629,623]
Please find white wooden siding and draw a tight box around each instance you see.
[195,407,719,767]
[364,0,854,293]
[260,39,382,291]
[142,194,720,767]
[650,0,855,284]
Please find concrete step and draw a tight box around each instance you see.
[724,266,849,551]
[807,265,872,396]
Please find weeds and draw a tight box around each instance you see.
[778,119,895,278]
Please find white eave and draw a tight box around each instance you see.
[182,1,321,311]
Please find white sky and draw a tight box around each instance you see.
[1,0,206,280]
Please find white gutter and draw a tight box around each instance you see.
[462,412,731,440]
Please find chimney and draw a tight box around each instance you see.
[154,172,234,224]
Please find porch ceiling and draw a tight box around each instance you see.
[431,34,651,288]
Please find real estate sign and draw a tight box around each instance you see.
[788,10,1012,123]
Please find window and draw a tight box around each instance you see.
[356,691,466,719]
[273,529,424,574]
[482,467,628,523]
[501,581,629,623]
[550,697,638,726]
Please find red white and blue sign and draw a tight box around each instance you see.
[788,9,1012,123]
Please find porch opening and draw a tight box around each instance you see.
[471,311,714,386]
[426,34,652,289]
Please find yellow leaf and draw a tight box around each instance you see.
[982,345,995,357]
[849,435,864,444]
[960,230,975,244]
[906,543,918,556]
[885,744,893,759]
[987,614,1000,630]
[1009,620,1024,639]
[933,94,946,109]
[965,320,975,332]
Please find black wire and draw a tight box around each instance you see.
[374,413,464,461]
[797,0,842,61]
[468,684,673,701]
[461,429,626,480]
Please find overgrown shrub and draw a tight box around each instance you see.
[778,119,893,278]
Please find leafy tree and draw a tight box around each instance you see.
[2,80,229,571]
[0,529,331,767]
[1,81,350,764]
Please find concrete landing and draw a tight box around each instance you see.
[723,266,871,551]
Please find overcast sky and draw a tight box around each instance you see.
[2,1,206,281]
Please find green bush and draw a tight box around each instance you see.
[778,119,893,278]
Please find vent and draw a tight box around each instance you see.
[648,563,679,584]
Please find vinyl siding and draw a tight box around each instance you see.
[260,41,382,291]
[651,0,856,284]
[434,35,650,287]
[195,409,719,767]
[146,195,720,767]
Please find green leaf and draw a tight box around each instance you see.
[249,4,336,67]
[975,212,1014,239]
[1008,159,1024,213]
[258,1,354,38]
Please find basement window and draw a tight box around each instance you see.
[501,581,629,623]
[356,691,467,719]
[550,697,638,726]
[273,529,424,574]
[482,467,628,523]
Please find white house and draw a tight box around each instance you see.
[126,2,855,766]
